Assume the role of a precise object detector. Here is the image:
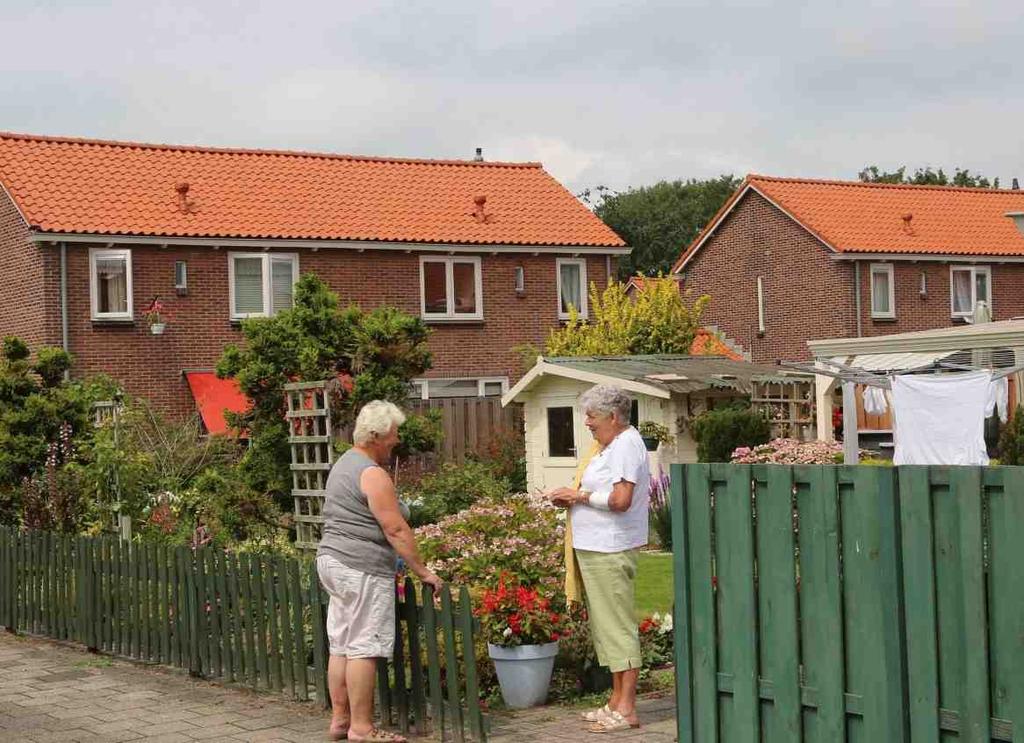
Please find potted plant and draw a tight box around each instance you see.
[478,576,564,708]
[638,420,674,452]
[144,297,167,335]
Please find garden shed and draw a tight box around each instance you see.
[503,354,811,492]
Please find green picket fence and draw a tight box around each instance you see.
[0,529,486,741]
[670,463,1024,743]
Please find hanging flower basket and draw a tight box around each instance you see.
[143,296,171,336]
[150,322,166,335]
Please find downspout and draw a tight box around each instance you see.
[853,260,863,338]
[60,241,70,379]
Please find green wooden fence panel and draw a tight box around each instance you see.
[421,584,446,739]
[670,465,695,743]
[899,467,941,743]
[288,560,307,702]
[795,466,845,743]
[987,468,1024,742]
[276,557,294,697]
[685,464,718,742]
[459,585,485,742]
[309,561,329,708]
[393,595,409,734]
[440,586,465,743]
[713,464,759,740]
[754,465,802,743]
[950,467,991,742]
[404,578,427,737]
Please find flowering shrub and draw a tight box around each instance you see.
[476,575,565,647]
[648,465,672,549]
[639,612,674,670]
[732,437,848,464]
[415,494,563,593]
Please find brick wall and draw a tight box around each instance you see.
[0,188,61,349]
[54,243,610,417]
[857,260,1024,335]
[682,190,856,363]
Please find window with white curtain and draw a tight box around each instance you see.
[557,258,588,319]
[228,253,298,319]
[409,377,508,400]
[870,263,895,319]
[89,248,133,320]
[419,256,483,320]
[950,266,991,318]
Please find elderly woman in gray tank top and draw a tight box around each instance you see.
[316,400,442,743]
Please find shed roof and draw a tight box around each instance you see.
[503,354,807,405]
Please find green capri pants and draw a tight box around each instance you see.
[575,548,641,673]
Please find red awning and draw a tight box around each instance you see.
[185,372,250,436]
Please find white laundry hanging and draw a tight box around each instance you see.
[862,386,888,416]
[985,376,1009,423]
[891,371,991,466]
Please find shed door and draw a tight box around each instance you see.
[537,395,590,491]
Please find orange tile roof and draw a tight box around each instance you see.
[0,132,625,247]
[690,329,743,360]
[674,174,1024,271]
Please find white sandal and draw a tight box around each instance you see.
[588,710,640,734]
[581,704,611,723]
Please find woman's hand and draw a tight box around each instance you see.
[547,487,582,509]
[417,569,444,591]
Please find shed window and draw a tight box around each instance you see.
[547,406,575,457]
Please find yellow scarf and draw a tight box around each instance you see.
[564,440,603,606]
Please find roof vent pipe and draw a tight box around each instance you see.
[1013,178,1020,190]
[474,147,483,162]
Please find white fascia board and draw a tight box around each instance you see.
[673,183,838,273]
[807,320,1024,357]
[503,360,671,405]
[31,232,631,255]
[831,252,1024,263]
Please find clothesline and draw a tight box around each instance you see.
[777,359,1024,389]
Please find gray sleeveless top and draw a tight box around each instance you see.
[316,448,409,577]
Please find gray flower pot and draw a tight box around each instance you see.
[487,641,559,708]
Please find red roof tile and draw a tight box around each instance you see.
[690,329,743,361]
[0,132,625,247]
[674,174,1024,271]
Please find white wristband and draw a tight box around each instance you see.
[587,489,612,511]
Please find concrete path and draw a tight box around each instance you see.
[0,632,677,742]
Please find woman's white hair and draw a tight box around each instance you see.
[352,400,407,446]
[579,384,633,424]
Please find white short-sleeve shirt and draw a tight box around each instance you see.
[571,426,651,553]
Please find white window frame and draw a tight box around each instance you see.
[89,248,134,321]
[410,376,509,400]
[949,265,992,318]
[869,263,896,319]
[556,257,588,320]
[419,256,484,321]
[228,252,299,320]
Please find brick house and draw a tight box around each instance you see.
[0,133,627,425]
[673,175,1024,364]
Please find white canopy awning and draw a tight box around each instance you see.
[827,350,955,373]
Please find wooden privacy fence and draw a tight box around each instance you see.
[670,463,1024,743]
[0,529,487,741]
[408,398,523,464]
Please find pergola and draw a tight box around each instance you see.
[790,319,1024,462]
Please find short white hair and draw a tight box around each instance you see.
[579,384,632,424]
[352,400,407,446]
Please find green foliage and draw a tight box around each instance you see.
[405,460,511,527]
[545,277,708,357]
[997,408,1024,465]
[858,165,999,188]
[476,426,527,493]
[581,177,742,277]
[217,273,432,502]
[395,409,443,458]
[33,347,73,387]
[691,404,771,463]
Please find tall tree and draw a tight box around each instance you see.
[582,176,741,278]
[858,165,999,188]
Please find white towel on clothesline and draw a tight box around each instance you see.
[985,376,1009,423]
[862,386,888,415]
[891,371,991,466]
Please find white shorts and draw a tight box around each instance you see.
[316,554,396,658]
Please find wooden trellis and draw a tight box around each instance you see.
[284,381,335,551]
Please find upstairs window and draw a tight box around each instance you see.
[557,258,588,319]
[229,253,298,319]
[90,248,133,320]
[870,263,895,319]
[950,266,991,318]
[420,256,483,320]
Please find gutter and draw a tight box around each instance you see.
[60,241,70,379]
[854,261,862,337]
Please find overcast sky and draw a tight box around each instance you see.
[3,0,1023,195]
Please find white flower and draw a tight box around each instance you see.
[503,627,513,638]
[658,613,673,634]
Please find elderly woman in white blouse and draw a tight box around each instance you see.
[547,384,651,734]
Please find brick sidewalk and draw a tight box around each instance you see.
[0,632,678,742]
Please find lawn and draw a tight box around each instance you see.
[635,551,673,618]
